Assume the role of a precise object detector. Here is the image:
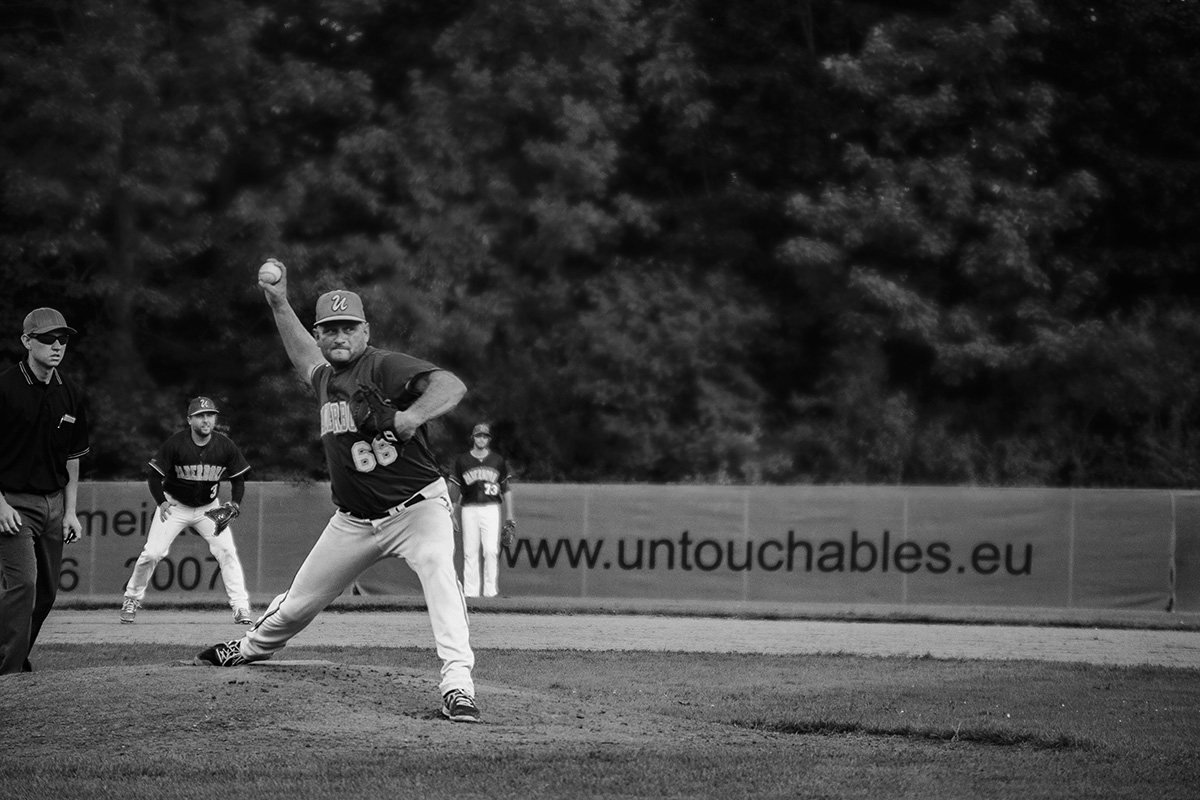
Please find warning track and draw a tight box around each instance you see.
[38,608,1200,668]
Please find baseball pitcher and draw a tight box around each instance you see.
[193,259,480,724]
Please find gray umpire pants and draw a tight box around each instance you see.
[0,490,65,674]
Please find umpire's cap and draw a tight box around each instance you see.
[187,396,220,416]
[23,307,77,336]
[472,423,492,438]
[314,290,367,326]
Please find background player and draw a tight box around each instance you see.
[194,259,480,724]
[449,423,516,597]
[120,396,253,624]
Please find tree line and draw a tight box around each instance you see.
[2,0,1198,487]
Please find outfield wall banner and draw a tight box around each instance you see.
[65,482,1196,611]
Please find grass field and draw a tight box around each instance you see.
[2,643,1197,799]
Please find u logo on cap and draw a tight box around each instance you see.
[331,294,349,312]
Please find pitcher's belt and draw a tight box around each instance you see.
[340,492,426,521]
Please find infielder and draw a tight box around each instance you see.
[120,396,254,624]
[194,259,480,724]
[449,423,516,597]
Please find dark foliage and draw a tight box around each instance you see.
[1,0,1197,486]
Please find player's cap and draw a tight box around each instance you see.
[187,396,220,417]
[472,423,492,438]
[314,290,367,326]
[23,307,77,336]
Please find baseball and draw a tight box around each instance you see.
[258,260,283,284]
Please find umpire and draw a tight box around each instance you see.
[0,307,90,674]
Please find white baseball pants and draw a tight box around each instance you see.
[238,479,474,697]
[124,498,249,608]
[461,503,501,598]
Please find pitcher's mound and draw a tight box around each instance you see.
[4,660,777,757]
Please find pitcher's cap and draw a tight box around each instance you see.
[472,423,492,437]
[314,290,367,325]
[187,396,220,416]
[23,307,77,336]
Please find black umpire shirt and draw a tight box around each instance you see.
[0,360,90,495]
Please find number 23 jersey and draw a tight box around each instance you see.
[311,346,443,518]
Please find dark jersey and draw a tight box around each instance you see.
[311,346,444,518]
[448,451,511,506]
[0,361,90,494]
[149,429,251,508]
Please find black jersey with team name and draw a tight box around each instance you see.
[311,346,444,518]
[448,451,510,506]
[149,429,251,508]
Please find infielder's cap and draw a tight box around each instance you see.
[187,396,220,416]
[472,423,492,437]
[314,290,367,325]
[23,307,77,336]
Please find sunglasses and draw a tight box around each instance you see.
[31,333,70,345]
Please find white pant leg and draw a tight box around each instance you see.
[461,505,483,597]
[477,505,501,597]
[194,508,249,608]
[124,505,192,601]
[240,482,474,697]
[242,512,379,660]
[389,489,474,696]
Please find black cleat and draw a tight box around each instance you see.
[193,639,249,667]
[441,689,482,723]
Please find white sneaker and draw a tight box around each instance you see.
[119,597,140,623]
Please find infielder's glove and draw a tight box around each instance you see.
[350,382,397,441]
[204,502,240,535]
[501,519,517,548]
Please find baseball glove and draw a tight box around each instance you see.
[204,502,240,535]
[501,519,517,548]
[350,381,397,441]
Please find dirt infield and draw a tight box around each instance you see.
[38,608,1200,668]
[10,606,1200,799]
